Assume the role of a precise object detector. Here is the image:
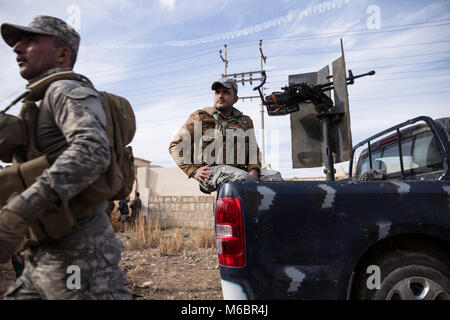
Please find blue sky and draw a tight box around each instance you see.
[0,0,449,177]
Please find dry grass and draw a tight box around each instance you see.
[193,228,215,249]
[109,203,121,232]
[125,217,216,256]
[159,229,185,256]
[127,216,161,250]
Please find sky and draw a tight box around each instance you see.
[0,0,449,178]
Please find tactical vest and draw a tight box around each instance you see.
[201,107,253,170]
[0,71,136,246]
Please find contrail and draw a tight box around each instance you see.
[161,0,353,47]
[79,0,353,50]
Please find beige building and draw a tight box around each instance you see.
[134,158,215,229]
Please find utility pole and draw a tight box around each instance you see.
[259,40,267,166]
[219,40,267,165]
[219,44,228,76]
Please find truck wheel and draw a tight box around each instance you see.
[353,250,450,300]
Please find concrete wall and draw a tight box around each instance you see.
[147,167,205,196]
[136,167,215,229]
[147,195,215,229]
[136,166,151,218]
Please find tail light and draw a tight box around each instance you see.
[215,197,245,267]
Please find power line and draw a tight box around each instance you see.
[122,68,450,102]
[264,22,450,45]
[104,55,450,100]
[367,65,450,75]
[131,70,450,107]
[3,48,449,104]
[130,66,450,106]
[131,92,212,108]
[205,18,450,51]
[347,50,450,63]
[91,18,450,77]
[130,88,450,112]
[351,90,450,102]
[268,39,450,60]
[364,72,450,83]
[0,88,24,106]
[97,61,221,87]
[3,29,450,102]
[267,58,450,81]
[87,44,223,76]
[86,19,450,78]
[114,75,214,96]
[91,48,219,79]
[96,39,450,89]
[266,68,450,89]
[131,39,450,86]
[112,49,450,94]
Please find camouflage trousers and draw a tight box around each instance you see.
[199,165,283,193]
[3,217,130,300]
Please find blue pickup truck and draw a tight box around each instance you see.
[215,116,450,300]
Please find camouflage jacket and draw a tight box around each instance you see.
[18,67,111,220]
[169,106,261,178]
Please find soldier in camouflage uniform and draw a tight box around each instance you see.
[0,16,130,299]
[169,77,282,193]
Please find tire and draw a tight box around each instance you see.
[353,249,450,300]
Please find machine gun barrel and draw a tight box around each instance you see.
[314,70,375,92]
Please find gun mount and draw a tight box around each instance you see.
[254,70,375,116]
[253,68,375,181]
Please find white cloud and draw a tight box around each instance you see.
[158,0,176,11]
[161,0,354,47]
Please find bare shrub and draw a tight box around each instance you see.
[128,216,161,250]
[159,229,185,256]
[193,228,215,249]
[125,218,215,254]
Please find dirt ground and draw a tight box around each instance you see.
[0,232,223,300]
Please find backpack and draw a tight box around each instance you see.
[0,71,136,202]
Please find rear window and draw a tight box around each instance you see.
[356,130,443,178]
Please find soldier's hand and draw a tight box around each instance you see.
[0,207,29,264]
[249,169,259,182]
[194,165,212,183]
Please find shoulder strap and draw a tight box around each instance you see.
[202,106,216,117]
[26,71,81,101]
[2,71,90,114]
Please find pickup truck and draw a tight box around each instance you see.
[214,116,450,300]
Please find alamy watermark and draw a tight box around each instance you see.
[366,265,381,290]
[66,265,81,290]
[366,5,381,30]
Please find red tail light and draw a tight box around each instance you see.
[215,197,245,267]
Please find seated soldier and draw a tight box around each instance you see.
[169,77,282,194]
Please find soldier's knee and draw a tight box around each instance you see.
[259,168,283,182]
[219,166,254,183]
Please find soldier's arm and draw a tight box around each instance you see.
[16,82,110,216]
[168,111,202,178]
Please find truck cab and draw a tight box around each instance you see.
[352,117,449,181]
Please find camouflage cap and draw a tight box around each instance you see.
[212,77,238,94]
[1,15,80,54]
